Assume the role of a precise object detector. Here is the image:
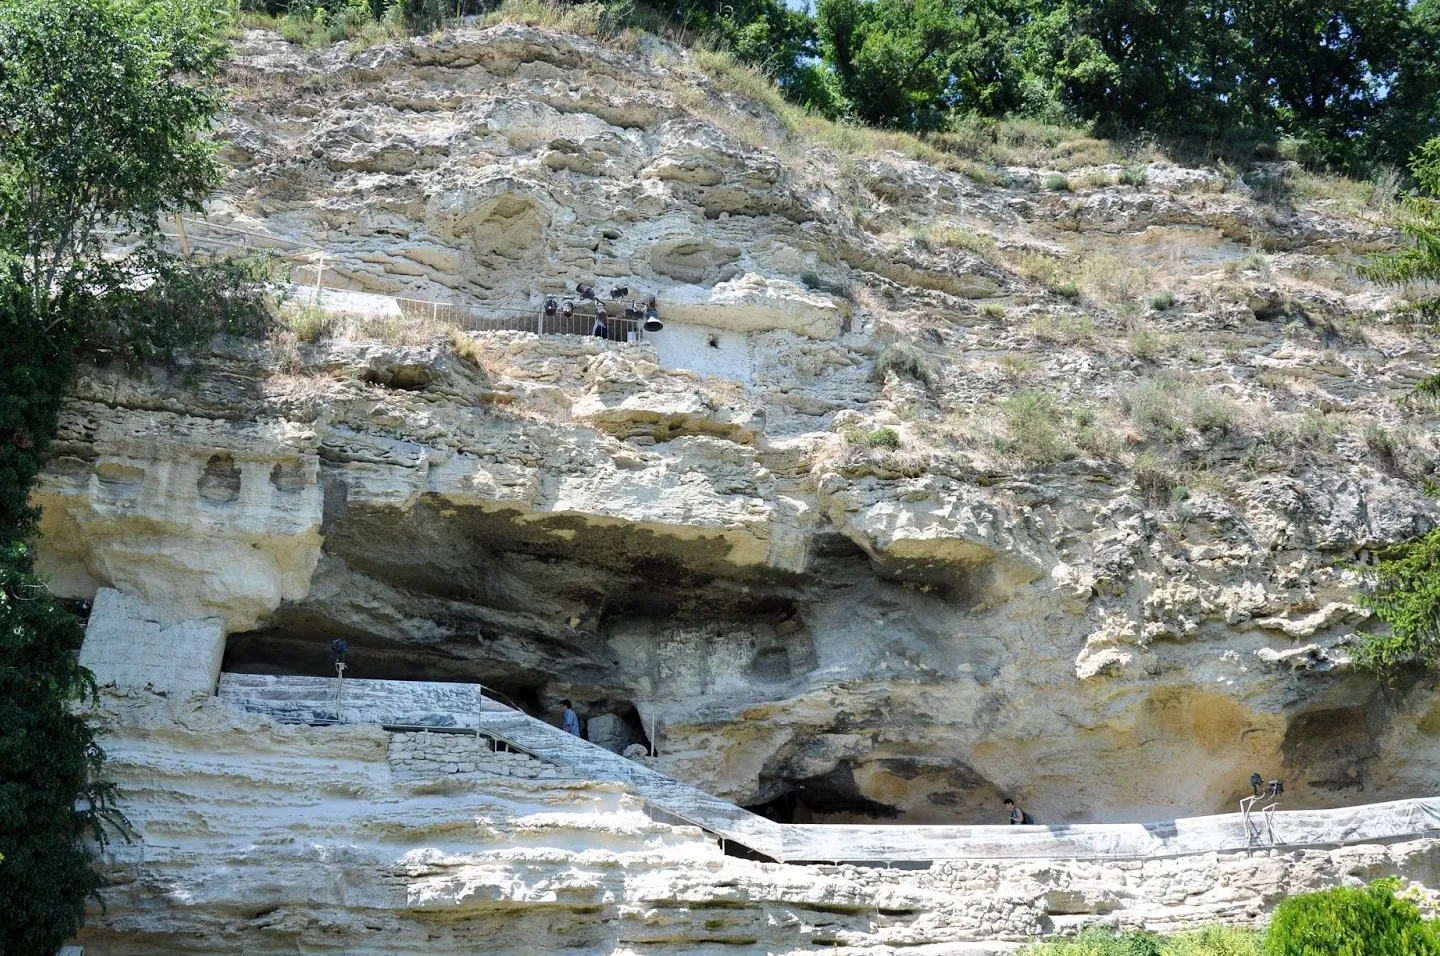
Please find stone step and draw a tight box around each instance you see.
[216,673,1440,864]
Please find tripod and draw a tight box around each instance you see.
[1240,775,1283,846]
[330,638,350,724]
[332,660,347,723]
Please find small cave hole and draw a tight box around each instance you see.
[198,453,242,503]
[749,645,792,681]
[358,368,432,391]
[270,461,308,493]
[708,333,720,349]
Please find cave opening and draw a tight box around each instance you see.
[578,699,651,753]
[748,765,900,823]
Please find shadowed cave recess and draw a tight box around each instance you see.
[217,486,1425,826]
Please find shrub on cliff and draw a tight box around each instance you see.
[1365,138,1440,324]
[0,0,270,950]
[871,341,933,386]
[1020,926,1260,956]
[1352,140,1440,678]
[1263,880,1440,956]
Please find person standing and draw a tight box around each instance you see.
[1003,798,1034,825]
[561,699,581,737]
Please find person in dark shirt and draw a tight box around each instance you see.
[1004,798,1034,825]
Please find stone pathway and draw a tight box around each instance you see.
[217,673,1440,864]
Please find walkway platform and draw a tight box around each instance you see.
[217,673,1440,864]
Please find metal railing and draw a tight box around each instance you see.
[394,295,647,341]
[138,217,655,343]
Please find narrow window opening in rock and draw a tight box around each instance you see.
[270,461,307,493]
[198,453,242,502]
[708,333,720,349]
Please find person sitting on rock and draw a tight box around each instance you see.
[561,699,581,737]
[1004,798,1034,825]
[592,301,608,338]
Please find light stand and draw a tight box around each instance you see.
[1260,779,1284,845]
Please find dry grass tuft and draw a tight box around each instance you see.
[930,225,999,262]
[1030,313,1096,345]
[1123,374,1243,441]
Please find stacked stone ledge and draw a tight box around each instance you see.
[388,731,561,779]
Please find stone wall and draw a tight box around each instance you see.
[387,730,561,779]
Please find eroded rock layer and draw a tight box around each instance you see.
[77,693,1440,955]
[37,23,1440,839]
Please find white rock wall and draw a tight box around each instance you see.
[646,322,756,383]
[387,730,561,779]
[75,693,1440,955]
[79,589,225,695]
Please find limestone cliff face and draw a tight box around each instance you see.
[75,691,1440,954]
[36,23,1440,831]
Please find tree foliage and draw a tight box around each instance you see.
[1349,144,1440,678]
[1355,525,1440,676]
[0,1,271,952]
[809,0,1437,166]
[1263,880,1440,956]
[1365,138,1440,316]
[0,0,229,327]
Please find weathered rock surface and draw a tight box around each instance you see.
[75,692,1440,954]
[35,22,1440,948]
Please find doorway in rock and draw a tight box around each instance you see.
[577,698,651,753]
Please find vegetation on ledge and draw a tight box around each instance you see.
[1020,881,1440,956]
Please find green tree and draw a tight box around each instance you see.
[1366,139,1440,317]
[647,0,832,111]
[816,0,967,129]
[0,1,270,952]
[1031,0,1218,131]
[0,0,226,332]
[1263,880,1440,956]
[1350,140,1440,678]
[1353,524,1440,675]
[1367,0,1440,168]
[1235,0,1410,165]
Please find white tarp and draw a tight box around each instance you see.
[781,799,1440,862]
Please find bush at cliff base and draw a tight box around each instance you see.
[1021,926,1260,955]
[1263,880,1440,956]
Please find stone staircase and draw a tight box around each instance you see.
[217,673,785,858]
[217,673,1440,865]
